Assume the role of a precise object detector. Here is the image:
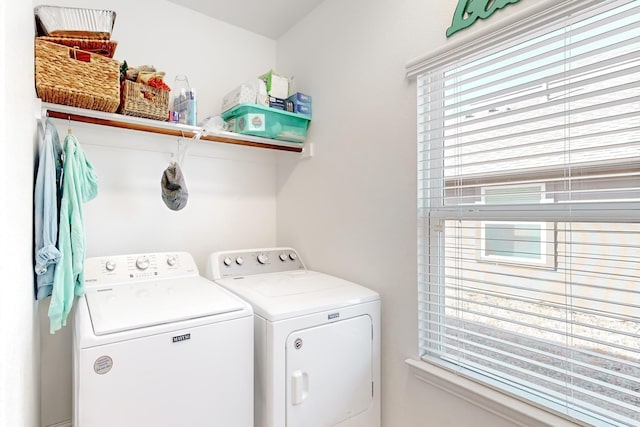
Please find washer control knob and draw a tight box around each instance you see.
[166,255,177,267]
[236,256,244,266]
[279,253,288,262]
[257,253,269,264]
[223,257,233,267]
[289,253,298,261]
[105,260,116,272]
[136,256,150,270]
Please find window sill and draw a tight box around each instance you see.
[405,359,586,427]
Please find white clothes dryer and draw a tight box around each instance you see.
[73,251,254,427]
[206,247,381,427]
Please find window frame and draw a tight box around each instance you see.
[477,183,556,268]
[478,220,555,267]
[412,1,640,426]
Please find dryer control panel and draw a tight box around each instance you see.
[208,247,305,279]
[84,252,199,287]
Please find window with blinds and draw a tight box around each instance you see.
[416,1,639,426]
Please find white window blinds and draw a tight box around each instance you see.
[417,1,640,426]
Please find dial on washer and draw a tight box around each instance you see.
[136,256,150,270]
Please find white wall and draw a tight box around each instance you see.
[4,0,592,426]
[275,1,582,426]
[33,1,286,425]
[0,1,40,427]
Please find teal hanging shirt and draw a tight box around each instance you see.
[49,133,98,334]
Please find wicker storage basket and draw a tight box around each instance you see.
[118,80,169,121]
[35,38,120,112]
[39,36,118,58]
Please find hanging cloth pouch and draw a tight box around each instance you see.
[161,160,188,210]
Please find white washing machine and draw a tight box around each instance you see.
[206,247,381,427]
[73,251,254,427]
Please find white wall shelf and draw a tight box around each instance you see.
[41,102,304,153]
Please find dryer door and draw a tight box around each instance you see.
[286,315,373,427]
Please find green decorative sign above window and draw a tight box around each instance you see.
[447,0,521,37]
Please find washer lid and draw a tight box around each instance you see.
[86,276,247,335]
[215,270,379,322]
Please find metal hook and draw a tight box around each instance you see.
[178,138,188,166]
[173,130,199,166]
[67,115,72,135]
[173,136,184,165]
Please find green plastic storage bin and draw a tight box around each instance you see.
[221,103,311,143]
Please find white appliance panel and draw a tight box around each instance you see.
[215,271,378,321]
[208,248,306,279]
[286,315,373,427]
[76,317,253,427]
[85,276,245,335]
